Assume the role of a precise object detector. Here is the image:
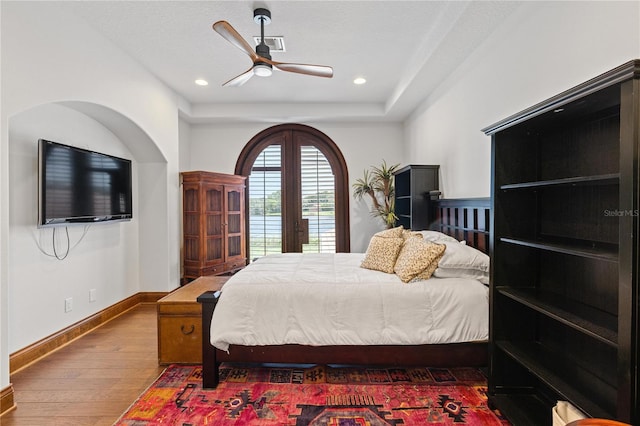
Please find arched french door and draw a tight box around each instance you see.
[236,124,350,258]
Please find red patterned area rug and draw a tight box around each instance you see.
[116,364,509,425]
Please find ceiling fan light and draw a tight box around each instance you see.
[253,63,273,77]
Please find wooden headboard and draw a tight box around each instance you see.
[429,198,491,254]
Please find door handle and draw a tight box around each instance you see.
[295,218,309,245]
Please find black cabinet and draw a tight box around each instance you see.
[483,60,640,424]
[393,165,439,230]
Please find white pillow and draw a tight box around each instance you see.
[432,240,490,284]
[436,240,490,272]
[434,267,489,285]
[418,230,459,243]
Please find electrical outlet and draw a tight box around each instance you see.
[64,297,73,313]
[89,289,97,302]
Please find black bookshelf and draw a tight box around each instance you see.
[483,59,640,424]
[393,165,439,230]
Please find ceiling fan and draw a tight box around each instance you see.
[213,8,334,87]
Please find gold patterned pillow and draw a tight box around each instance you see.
[402,229,423,240]
[375,226,404,238]
[394,238,446,283]
[361,236,404,273]
[413,252,445,282]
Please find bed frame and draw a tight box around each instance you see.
[198,197,490,388]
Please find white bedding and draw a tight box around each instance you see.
[210,253,488,352]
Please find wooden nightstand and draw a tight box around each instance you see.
[157,275,228,365]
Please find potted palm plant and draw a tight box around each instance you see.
[352,161,400,228]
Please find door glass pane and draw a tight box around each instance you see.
[227,190,241,212]
[205,188,222,212]
[206,215,222,236]
[227,213,241,234]
[301,145,336,253]
[249,144,282,258]
[206,238,222,261]
[227,235,242,257]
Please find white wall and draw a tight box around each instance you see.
[8,104,140,351]
[405,1,640,198]
[189,122,404,252]
[179,118,192,171]
[1,2,182,391]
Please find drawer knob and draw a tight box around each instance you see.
[181,324,195,335]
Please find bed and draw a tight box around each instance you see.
[198,197,490,388]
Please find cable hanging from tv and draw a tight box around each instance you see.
[35,225,91,260]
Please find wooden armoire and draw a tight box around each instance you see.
[181,171,246,281]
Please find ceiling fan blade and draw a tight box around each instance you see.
[267,59,333,78]
[222,67,255,87]
[213,21,259,62]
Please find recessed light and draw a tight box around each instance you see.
[195,79,209,86]
[353,77,367,85]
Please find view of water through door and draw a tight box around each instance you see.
[248,144,282,257]
[248,143,336,258]
[236,124,350,258]
[300,145,336,253]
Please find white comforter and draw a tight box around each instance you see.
[210,253,488,351]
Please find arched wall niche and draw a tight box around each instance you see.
[57,101,166,163]
[6,100,171,355]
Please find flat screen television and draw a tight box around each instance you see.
[38,139,133,227]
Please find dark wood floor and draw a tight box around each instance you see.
[2,303,163,426]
